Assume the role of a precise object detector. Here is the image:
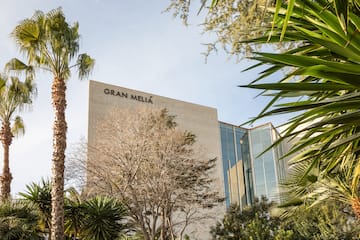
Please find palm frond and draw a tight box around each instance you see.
[243,0,360,218]
[12,8,94,80]
[12,116,25,137]
[76,54,95,80]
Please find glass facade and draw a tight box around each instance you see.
[220,122,287,207]
[249,125,281,202]
[220,122,254,207]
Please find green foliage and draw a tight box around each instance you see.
[239,0,360,214]
[19,180,129,240]
[0,72,35,125]
[80,196,127,240]
[166,0,276,56]
[19,179,51,234]
[211,198,360,240]
[0,200,44,240]
[283,201,360,239]
[10,7,94,80]
[64,188,85,239]
[210,197,294,240]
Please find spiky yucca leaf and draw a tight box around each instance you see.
[243,0,360,217]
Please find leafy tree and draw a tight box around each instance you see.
[282,200,360,239]
[166,0,276,56]
[10,8,94,239]
[210,196,294,240]
[78,107,223,240]
[0,72,35,201]
[211,198,360,240]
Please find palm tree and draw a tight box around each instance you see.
[20,179,52,237]
[0,200,44,240]
[10,8,94,239]
[64,188,85,240]
[240,0,360,216]
[65,189,129,240]
[20,180,129,240]
[0,73,34,202]
[80,196,127,240]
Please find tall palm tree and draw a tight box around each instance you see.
[0,73,34,202]
[240,0,360,216]
[10,8,94,239]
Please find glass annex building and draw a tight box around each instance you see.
[220,122,288,208]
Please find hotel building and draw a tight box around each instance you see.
[88,80,289,238]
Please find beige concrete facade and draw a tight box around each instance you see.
[88,80,225,239]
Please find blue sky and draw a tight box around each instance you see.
[0,0,285,195]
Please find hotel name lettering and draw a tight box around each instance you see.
[104,88,153,104]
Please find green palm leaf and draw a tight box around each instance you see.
[243,0,360,218]
[80,196,127,240]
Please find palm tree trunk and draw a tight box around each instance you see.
[0,121,12,202]
[50,77,67,240]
